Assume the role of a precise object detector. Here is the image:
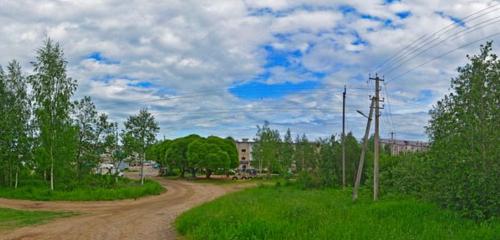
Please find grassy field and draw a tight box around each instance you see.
[0,208,73,230]
[176,185,500,240]
[0,179,165,201]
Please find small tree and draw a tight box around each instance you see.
[280,129,294,176]
[253,121,281,176]
[73,96,99,179]
[123,108,159,185]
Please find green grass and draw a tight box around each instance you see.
[176,185,500,240]
[0,208,74,230]
[0,179,165,201]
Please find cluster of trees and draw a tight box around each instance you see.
[252,121,381,188]
[0,39,159,190]
[379,42,499,220]
[146,135,238,178]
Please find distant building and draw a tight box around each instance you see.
[235,138,254,169]
[380,139,429,155]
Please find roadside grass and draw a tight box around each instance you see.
[0,208,74,230]
[0,178,165,201]
[176,185,500,240]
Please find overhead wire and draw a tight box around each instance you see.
[388,30,500,83]
[374,2,500,73]
[383,13,500,76]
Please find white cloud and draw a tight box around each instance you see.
[0,0,497,141]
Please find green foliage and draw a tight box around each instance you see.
[253,121,282,175]
[165,134,202,177]
[73,96,99,179]
[176,186,499,240]
[426,42,499,220]
[0,60,32,188]
[0,208,74,230]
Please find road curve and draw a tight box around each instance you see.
[0,178,244,240]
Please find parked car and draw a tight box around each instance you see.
[232,168,257,180]
[95,163,124,177]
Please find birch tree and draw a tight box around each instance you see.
[30,39,77,190]
[123,108,159,185]
[5,61,32,188]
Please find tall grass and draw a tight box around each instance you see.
[0,178,165,201]
[176,185,500,240]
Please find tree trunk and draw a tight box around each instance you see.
[140,152,145,185]
[206,169,212,179]
[14,167,18,189]
[180,167,185,178]
[9,159,12,187]
[191,168,196,178]
[50,144,54,191]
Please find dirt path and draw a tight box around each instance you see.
[0,177,248,240]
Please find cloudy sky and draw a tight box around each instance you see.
[1,0,498,141]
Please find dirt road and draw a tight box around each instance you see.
[0,177,248,240]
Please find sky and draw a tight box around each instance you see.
[0,0,499,141]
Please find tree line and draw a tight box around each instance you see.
[0,39,159,190]
[251,121,386,188]
[146,135,239,178]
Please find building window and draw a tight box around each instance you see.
[241,149,246,152]
[242,157,246,160]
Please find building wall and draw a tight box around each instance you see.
[235,139,254,169]
[380,139,429,155]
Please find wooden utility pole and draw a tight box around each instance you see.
[390,131,395,155]
[352,98,375,201]
[342,85,346,187]
[370,74,383,201]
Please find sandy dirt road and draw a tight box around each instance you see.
[0,175,249,240]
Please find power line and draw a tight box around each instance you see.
[382,81,395,132]
[388,30,500,83]
[383,14,500,76]
[374,2,500,73]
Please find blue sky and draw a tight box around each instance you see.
[0,0,498,141]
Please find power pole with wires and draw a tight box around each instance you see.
[342,85,346,187]
[370,74,384,201]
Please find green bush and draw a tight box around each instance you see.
[296,171,323,189]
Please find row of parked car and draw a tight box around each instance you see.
[231,168,257,180]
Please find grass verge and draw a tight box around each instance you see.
[0,179,165,201]
[176,185,500,240]
[0,208,74,230]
